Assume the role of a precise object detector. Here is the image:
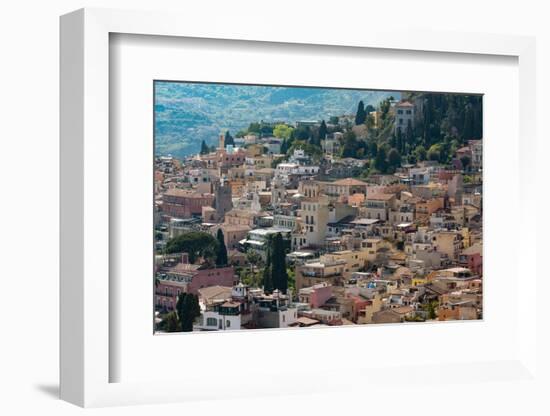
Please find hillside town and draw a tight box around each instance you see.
[154,92,483,332]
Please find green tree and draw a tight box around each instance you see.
[159,311,181,332]
[164,231,218,263]
[355,100,367,125]
[224,130,234,147]
[273,124,294,139]
[414,145,427,162]
[396,129,403,154]
[200,140,209,155]
[374,145,388,173]
[271,233,288,294]
[405,119,414,151]
[329,116,339,124]
[293,125,311,141]
[248,122,261,134]
[176,293,201,332]
[318,120,327,142]
[340,131,360,158]
[367,140,378,158]
[242,250,262,287]
[427,144,442,162]
[280,138,289,154]
[460,155,471,171]
[215,228,228,266]
[262,242,273,294]
[388,148,401,169]
[462,105,474,140]
[423,301,438,320]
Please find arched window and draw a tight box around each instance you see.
[226,320,231,328]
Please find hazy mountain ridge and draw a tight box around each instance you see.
[154,82,397,158]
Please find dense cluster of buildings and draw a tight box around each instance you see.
[154,100,483,332]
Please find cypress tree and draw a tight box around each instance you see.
[271,233,288,294]
[318,120,327,142]
[280,138,288,154]
[215,228,228,267]
[224,130,234,147]
[355,101,367,125]
[176,293,201,332]
[262,242,273,294]
[396,129,403,154]
[374,145,388,173]
[200,140,209,155]
[388,148,401,169]
[462,105,474,141]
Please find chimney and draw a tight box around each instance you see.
[181,252,189,264]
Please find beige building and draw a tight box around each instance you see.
[357,293,384,324]
[433,230,463,261]
[224,209,260,227]
[322,250,369,278]
[292,195,330,249]
[295,258,347,290]
[323,178,368,200]
[364,193,396,221]
[213,224,251,250]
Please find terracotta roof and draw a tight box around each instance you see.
[221,224,251,232]
[367,193,396,201]
[295,317,320,326]
[393,306,414,315]
[331,178,368,186]
[198,286,232,301]
[396,101,414,107]
[164,188,212,198]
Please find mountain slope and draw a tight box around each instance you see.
[154,82,398,158]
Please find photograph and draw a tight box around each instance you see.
[153,81,483,333]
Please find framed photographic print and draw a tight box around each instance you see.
[151,80,484,334]
[60,7,541,409]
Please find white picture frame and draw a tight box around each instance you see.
[60,7,540,408]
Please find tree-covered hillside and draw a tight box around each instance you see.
[154,82,396,158]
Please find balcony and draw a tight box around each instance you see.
[301,270,342,278]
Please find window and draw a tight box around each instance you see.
[226,320,231,328]
[397,109,403,114]
[206,317,217,326]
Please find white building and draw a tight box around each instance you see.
[275,162,320,184]
[255,290,298,328]
[395,101,415,134]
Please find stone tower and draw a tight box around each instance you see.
[271,176,286,208]
[214,177,232,221]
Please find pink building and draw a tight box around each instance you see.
[155,265,237,311]
[459,245,483,277]
[347,295,370,322]
[187,267,237,294]
[161,188,215,218]
[218,148,246,169]
[298,283,333,308]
